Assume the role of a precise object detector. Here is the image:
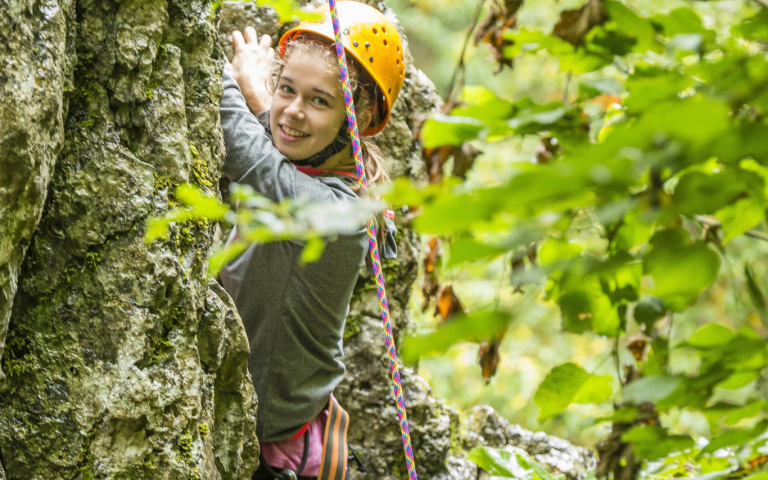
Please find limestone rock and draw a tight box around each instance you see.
[0,0,258,478]
[0,0,74,381]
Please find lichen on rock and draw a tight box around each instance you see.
[0,0,257,478]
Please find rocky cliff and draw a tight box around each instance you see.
[0,1,258,478]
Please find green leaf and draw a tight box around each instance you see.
[624,69,695,113]
[503,28,575,58]
[579,77,625,98]
[604,1,658,53]
[643,231,720,312]
[745,263,768,326]
[621,425,694,460]
[689,324,735,348]
[701,419,768,454]
[671,170,743,216]
[651,7,708,38]
[446,237,507,266]
[209,239,249,278]
[175,183,228,220]
[534,362,613,421]
[299,236,325,265]
[637,98,730,150]
[467,446,515,477]
[452,86,515,121]
[742,473,768,480]
[254,0,322,23]
[401,311,510,363]
[422,114,486,148]
[716,198,765,244]
[633,296,666,330]
[559,280,622,336]
[622,375,681,404]
[468,446,559,480]
[732,9,768,42]
[724,401,764,427]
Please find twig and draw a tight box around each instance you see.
[694,214,768,243]
[446,0,487,102]
[562,71,572,105]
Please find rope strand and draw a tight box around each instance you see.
[327,1,418,478]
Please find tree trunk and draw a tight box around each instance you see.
[0,0,258,478]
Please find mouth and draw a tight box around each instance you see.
[279,124,310,139]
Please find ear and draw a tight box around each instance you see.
[357,107,373,132]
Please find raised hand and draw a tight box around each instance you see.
[230,27,274,115]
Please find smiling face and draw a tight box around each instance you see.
[269,49,348,161]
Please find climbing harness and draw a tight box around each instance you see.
[326,1,418,478]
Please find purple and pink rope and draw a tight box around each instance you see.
[327,1,418,478]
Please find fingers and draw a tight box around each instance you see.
[231,30,245,50]
[259,33,272,51]
[243,26,258,45]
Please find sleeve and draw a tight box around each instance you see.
[219,62,354,203]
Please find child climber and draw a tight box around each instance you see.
[219,2,404,479]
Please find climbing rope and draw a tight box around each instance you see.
[326,1,418,478]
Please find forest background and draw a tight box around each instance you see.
[357,0,768,477]
[391,0,767,447]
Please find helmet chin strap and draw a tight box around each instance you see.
[290,122,351,168]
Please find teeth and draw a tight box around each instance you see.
[282,125,308,137]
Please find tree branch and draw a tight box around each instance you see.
[694,214,768,242]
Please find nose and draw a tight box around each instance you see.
[284,96,304,120]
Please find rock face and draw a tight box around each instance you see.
[0,0,258,478]
[0,0,74,382]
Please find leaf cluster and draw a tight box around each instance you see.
[396,0,768,477]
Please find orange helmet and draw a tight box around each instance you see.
[278,1,406,135]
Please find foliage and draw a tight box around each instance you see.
[146,183,377,275]
[468,445,567,480]
[393,0,768,477]
[210,0,322,23]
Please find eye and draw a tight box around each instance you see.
[279,84,295,95]
[313,97,330,107]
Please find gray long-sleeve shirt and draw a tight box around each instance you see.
[218,63,368,442]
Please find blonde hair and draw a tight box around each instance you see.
[274,39,389,185]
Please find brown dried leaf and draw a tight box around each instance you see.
[478,328,507,383]
[434,284,464,321]
[626,338,647,361]
[553,0,606,46]
[534,136,562,165]
[420,237,442,312]
[473,0,523,73]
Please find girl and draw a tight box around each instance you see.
[219,2,404,478]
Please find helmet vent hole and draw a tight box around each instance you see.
[384,39,388,46]
[353,41,359,47]
[396,59,400,65]
[365,42,370,48]
[388,87,391,93]
[369,56,374,63]
[382,27,387,33]
[343,28,350,35]
[373,27,378,34]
